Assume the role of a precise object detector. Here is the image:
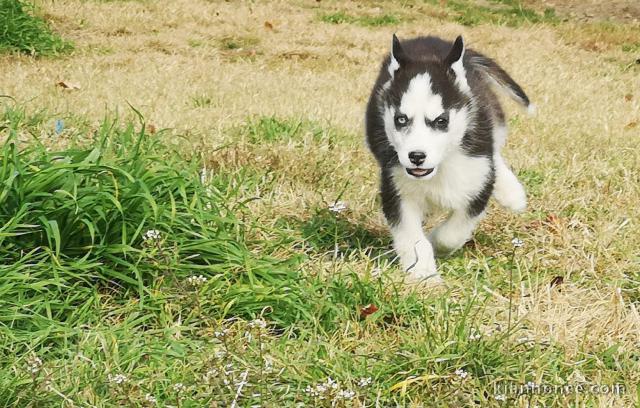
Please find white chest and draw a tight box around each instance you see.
[392,152,492,212]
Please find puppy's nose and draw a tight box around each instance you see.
[408,151,426,166]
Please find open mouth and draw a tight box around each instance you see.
[406,167,435,178]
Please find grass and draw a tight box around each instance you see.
[0,0,72,56]
[0,105,627,406]
[0,0,639,406]
[446,0,558,27]
[320,12,401,27]
[219,35,260,50]
[0,105,633,406]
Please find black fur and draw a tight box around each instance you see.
[380,167,401,226]
[365,35,529,223]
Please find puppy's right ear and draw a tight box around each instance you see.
[389,34,407,78]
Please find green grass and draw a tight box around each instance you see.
[191,94,214,108]
[219,35,260,50]
[0,0,72,56]
[320,12,401,27]
[240,115,342,146]
[622,42,640,53]
[423,0,557,27]
[320,2,554,29]
[0,106,633,406]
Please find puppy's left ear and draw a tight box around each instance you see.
[445,36,470,94]
[444,35,465,67]
[389,34,408,78]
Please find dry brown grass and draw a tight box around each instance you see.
[2,0,640,405]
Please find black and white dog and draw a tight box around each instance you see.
[366,35,533,282]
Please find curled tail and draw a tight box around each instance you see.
[469,55,536,115]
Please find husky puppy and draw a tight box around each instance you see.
[365,35,533,282]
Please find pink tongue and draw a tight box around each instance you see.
[413,169,428,175]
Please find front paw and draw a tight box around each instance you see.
[393,238,442,283]
[405,256,440,283]
[405,268,444,286]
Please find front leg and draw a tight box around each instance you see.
[389,200,439,282]
[391,203,440,281]
[380,168,440,282]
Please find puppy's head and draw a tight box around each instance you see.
[381,35,472,180]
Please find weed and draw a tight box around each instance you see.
[0,0,72,56]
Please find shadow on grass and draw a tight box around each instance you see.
[279,208,392,261]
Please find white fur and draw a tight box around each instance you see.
[429,210,483,253]
[390,150,492,280]
[450,48,471,95]
[492,126,527,212]
[400,73,444,119]
[388,56,400,78]
[383,73,470,172]
[392,151,492,211]
[390,196,439,281]
[494,154,527,212]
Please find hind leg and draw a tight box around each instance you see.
[429,209,485,254]
[493,154,526,212]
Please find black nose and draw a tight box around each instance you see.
[408,151,426,166]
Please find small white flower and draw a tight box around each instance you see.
[145,393,157,404]
[214,328,229,338]
[142,229,162,242]
[27,356,43,374]
[214,350,227,359]
[324,377,338,389]
[305,385,319,397]
[328,201,347,213]
[224,363,234,375]
[469,329,482,341]
[511,237,524,248]
[248,318,267,329]
[204,368,219,381]
[173,382,186,393]
[495,394,506,401]
[200,167,208,185]
[336,389,355,400]
[187,275,208,287]
[357,377,372,387]
[223,378,231,386]
[454,369,469,380]
[107,373,128,385]
[263,356,274,373]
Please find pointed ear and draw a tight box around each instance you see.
[389,34,407,77]
[444,35,465,67]
[446,36,471,94]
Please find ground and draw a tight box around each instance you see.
[0,0,639,406]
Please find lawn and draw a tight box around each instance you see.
[0,0,639,406]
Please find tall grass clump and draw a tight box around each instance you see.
[0,0,72,55]
[0,108,311,349]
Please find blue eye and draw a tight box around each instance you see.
[395,114,409,127]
